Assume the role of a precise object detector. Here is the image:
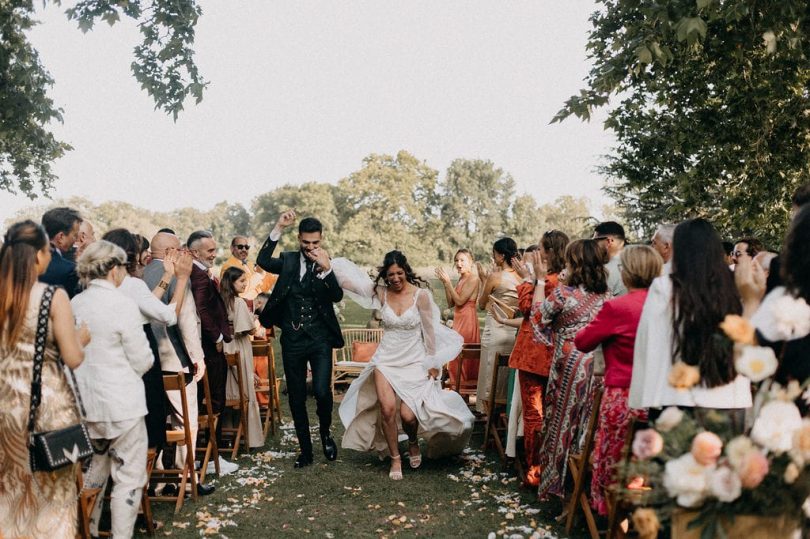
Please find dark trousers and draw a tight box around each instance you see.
[199,343,228,445]
[281,331,333,455]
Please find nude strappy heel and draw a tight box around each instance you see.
[389,455,403,480]
[408,441,422,469]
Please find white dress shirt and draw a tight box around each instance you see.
[71,279,154,423]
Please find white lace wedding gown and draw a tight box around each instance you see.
[333,258,474,459]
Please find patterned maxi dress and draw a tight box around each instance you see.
[530,284,608,499]
[0,283,80,537]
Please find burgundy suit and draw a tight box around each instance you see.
[190,263,232,416]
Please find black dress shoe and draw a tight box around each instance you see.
[294,453,314,468]
[321,435,338,461]
[161,484,178,497]
[197,483,216,496]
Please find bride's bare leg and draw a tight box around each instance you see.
[374,369,402,477]
[400,402,421,468]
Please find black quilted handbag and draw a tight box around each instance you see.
[27,286,94,472]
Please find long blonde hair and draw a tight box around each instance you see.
[0,221,49,349]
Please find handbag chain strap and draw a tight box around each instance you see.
[27,286,89,447]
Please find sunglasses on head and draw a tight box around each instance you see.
[234,244,250,250]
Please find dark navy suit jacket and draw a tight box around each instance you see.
[39,247,80,298]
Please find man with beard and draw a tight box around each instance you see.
[256,211,344,468]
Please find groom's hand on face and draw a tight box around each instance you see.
[307,247,331,272]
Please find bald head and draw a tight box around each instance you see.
[150,232,180,260]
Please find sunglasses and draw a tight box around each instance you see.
[234,244,250,250]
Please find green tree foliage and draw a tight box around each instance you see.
[336,151,440,267]
[555,0,809,247]
[439,159,516,261]
[1,0,205,198]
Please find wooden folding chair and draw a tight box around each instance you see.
[139,448,158,535]
[252,339,276,437]
[481,352,510,461]
[221,352,250,458]
[77,467,102,539]
[332,328,384,394]
[564,383,605,539]
[151,372,198,513]
[452,343,481,405]
[196,369,220,484]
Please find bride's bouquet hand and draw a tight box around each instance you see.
[427,368,440,380]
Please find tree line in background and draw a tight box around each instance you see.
[5,151,608,266]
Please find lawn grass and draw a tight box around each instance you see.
[142,280,592,538]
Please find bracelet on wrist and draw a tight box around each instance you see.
[158,280,169,290]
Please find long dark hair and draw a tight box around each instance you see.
[0,220,49,348]
[782,204,810,303]
[493,237,518,267]
[541,230,570,275]
[670,219,741,388]
[564,239,608,294]
[102,228,139,275]
[374,250,429,289]
[220,266,246,311]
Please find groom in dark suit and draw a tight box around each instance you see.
[257,210,344,468]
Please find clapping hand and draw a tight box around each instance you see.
[734,253,766,307]
[174,250,193,279]
[162,248,178,276]
[428,368,440,380]
[435,267,451,284]
[475,261,491,283]
[511,256,531,279]
[530,250,548,280]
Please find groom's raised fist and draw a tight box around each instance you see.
[276,209,296,229]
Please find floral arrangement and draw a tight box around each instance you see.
[618,294,810,539]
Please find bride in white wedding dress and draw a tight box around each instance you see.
[332,251,474,480]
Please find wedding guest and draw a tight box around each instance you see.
[188,230,235,468]
[103,228,191,451]
[765,182,810,292]
[530,239,610,499]
[144,233,226,482]
[505,231,569,485]
[629,219,752,411]
[650,223,675,271]
[0,220,90,538]
[134,233,151,270]
[722,241,735,267]
[220,236,259,301]
[574,245,662,516]
[220,266,264,448]
[435,248,481,388]
[39,206,83,297]
[731,236,764,266]
[593,221,627,297]
[745,205,810,388]
[475,237,520,413]
[72,240,154,538]
[75,219,96,259]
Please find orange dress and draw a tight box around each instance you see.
[447,278,480,386]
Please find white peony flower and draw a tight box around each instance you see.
[725,436,755,471]
[751,400,803,454]
[708,465,742,502]
[655,406,684,433]
[734,345,778,382]
[770,295,810,340]
[762,31,777,54]
[663,453,710,508]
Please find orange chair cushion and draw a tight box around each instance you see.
[351,341,379,363]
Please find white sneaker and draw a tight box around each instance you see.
[206,456,240,476]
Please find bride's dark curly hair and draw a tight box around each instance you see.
[374,250,430,289]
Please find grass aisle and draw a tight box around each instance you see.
[145,397,587,538]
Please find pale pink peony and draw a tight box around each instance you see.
[738,450,769,489]
[691,432,723,466]
[632,429,664,460]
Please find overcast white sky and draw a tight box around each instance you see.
[0,1,614,222]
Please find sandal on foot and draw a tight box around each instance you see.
[408,441,422,469]
[389,455,403,480]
